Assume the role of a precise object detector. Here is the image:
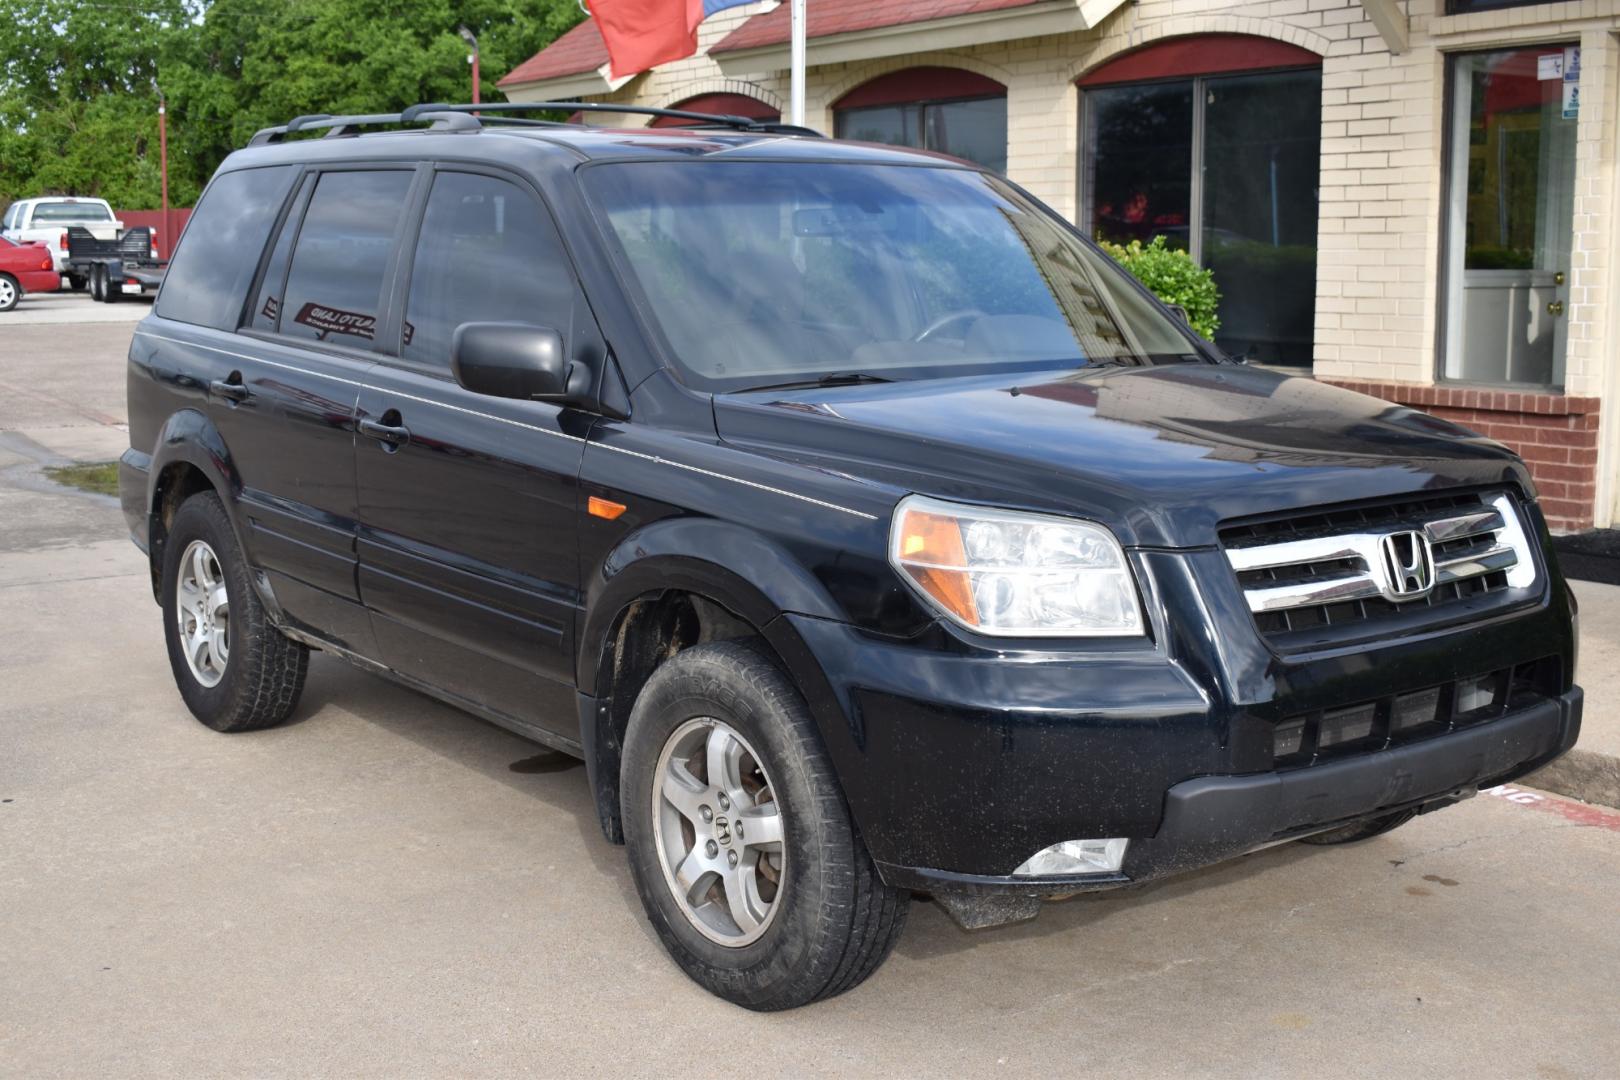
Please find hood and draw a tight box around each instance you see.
[713,363,1531,548]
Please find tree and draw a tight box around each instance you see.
[0,0,583,208]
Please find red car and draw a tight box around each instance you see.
[0,235,61,311]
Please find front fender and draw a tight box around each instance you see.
[578,516,846,693]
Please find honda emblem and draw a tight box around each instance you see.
[1380,530,1435,600]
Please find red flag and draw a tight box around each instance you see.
[592,0,707,79]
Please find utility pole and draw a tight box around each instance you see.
[157,88,169,259]
[459,26,480,106]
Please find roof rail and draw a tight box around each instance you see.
[246,110,476,147]
[245,101,824,149]
[400,101,824,137]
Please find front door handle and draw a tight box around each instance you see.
[358,417,411,448]
[1548,300,1565,316]
[209,374,248,402]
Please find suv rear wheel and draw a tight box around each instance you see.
[621,641,908,1010]
[160,492,308,732]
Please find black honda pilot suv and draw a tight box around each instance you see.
[120,103,1582,1010]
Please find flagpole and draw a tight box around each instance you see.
[789,0,805,127]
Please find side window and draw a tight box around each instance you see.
[401,171,574,367]
[154,166,297,330]
[281,170,413,346]
[249,176,312,333]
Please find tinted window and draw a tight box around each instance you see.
[835,97,1008,172]
[401,172,574,367]
[155,166,298,330]
[281,170,413,346]
[250,176,311,333]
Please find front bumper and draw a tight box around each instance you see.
[877,688,1580,908]
[778,532,1580,923]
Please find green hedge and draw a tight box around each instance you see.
[1098,236,1221,341]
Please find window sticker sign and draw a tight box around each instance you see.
[1537,54,1563,81]
[1563,46,1581,120]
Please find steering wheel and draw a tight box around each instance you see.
[912,309,985,343]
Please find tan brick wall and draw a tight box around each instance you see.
[510,0,1620,527]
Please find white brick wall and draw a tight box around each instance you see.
[512,0,1620,523]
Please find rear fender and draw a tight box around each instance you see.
[142,408,253,600]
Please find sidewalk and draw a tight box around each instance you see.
[1525,578,1620,809]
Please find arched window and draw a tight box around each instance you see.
[651,93,780,127]
[1079,35,1322,366]
[833,67,1008,172]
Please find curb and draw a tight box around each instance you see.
[1523,747,1620,812]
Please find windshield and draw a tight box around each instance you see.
[586,162,1202,392]
[31,202,112,223]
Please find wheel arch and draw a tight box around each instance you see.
[143,409,247,600]
[576,522,849,845]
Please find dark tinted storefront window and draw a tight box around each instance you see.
[1201,69,1322,368]
[155,166,297,330]
[1084,64,1321,365]
[836,97,1008,173]
[1086,82,1194,249]
[280,170,413,346]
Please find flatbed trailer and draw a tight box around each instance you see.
[66,226,167,303]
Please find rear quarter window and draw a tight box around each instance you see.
[155,166,298,330]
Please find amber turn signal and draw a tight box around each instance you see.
[588,495,627,520]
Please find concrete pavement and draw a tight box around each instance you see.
[2,317,1619,1077]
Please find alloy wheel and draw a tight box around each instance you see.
[175,539,230,687]
[652,716,786,946]
[0,277,15,308]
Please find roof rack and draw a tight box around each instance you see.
[245,101,823,149]
[246,111,480,146]
[400,101,824,137]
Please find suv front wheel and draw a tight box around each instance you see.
[160,492,309,732]
[621,641,909,1010]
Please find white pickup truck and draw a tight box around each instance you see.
[0,197,122,289]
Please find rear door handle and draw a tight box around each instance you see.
[209,376,248,402]
[358,417,411,448]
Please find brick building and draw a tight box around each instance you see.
[501,0,1620,532]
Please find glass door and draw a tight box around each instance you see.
[1442,47,1578,387]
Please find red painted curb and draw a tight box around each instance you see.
[1483,784,1620,832]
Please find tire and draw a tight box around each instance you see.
[160,491,308,732]
[621,641,909,1010]
[102,267,122,304]
[0,274,18,312]
[1298,809,1416,846]
[89,265,105,301]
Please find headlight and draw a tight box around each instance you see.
[888,495,1144,637]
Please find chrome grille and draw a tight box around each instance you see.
[1224,492,1537,637]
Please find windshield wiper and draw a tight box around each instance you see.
[737,372,895,393]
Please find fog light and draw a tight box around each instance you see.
[1318,702,1376,748]
[1012,838,1128,877]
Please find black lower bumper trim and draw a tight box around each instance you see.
[879,688,1581,913]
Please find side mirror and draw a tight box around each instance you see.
[452,322,569,401]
